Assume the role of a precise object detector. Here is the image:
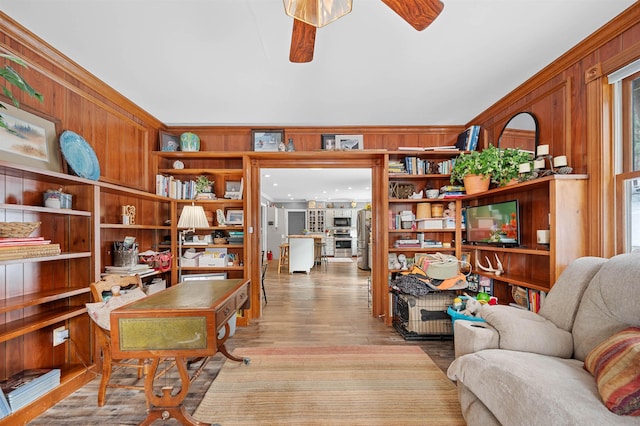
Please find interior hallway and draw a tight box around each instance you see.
[29,259,454,425]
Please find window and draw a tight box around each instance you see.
[609,63,640,252]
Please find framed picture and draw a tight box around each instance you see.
[321,134,336,150]
[159,130,180,151]
[0,100,61,172]
[335,134,363,150]
[225,209,244,225]
[252,130,283,152]
[224,179,243,200]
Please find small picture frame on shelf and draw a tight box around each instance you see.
[252,130,283,152]
[224,179,243,200]
[159,131,180,151]
[335,134,364,150]
[321,134,336,150]
[225,209,244,225]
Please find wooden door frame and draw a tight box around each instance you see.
[246,152,388,322]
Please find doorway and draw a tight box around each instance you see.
[247,155,386,321]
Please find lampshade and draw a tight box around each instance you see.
[283,0,352,28]
[178,204,209,229]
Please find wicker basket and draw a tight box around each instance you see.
[0,222,41,238]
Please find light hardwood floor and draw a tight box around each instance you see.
[29,259,454,425]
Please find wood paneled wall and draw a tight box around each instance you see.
[3,4,640,256]
[468,3,640,258]
[0,13,163,192]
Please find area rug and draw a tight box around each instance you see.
[326,257,354,263]
[193,345,464,425]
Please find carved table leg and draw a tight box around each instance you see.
[139,357,210,426]
[216,323,251,365]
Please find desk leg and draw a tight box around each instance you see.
[217,323,251,365]
[139,357,209,426]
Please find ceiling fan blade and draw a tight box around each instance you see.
[290,19,316,63]
[380,0,444,31]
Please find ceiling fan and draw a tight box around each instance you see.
[284,0,445,63]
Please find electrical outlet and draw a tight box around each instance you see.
[53,326,68,346]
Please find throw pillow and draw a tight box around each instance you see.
[584,326,640,416]
[86,288,147,331]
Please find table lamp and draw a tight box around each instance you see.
[177,203,209,281]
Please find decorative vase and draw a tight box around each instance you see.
[463,174,491,195]
[180,132,200,152]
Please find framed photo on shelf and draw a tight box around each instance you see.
[252,130,283,152]
[159,131,180,151]
[0,101,62,172]
[321,134,336,150]
[335,134,363,150]
[224,179,243,200]
[225,209,244,225]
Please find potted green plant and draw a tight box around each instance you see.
[1,54,43,132]
[195,175,214,195]
[450,145,501,194]
[495,148,533,187]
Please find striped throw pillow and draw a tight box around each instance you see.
[584,327,640,416]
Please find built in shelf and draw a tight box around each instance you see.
[0,306,88,343]
[0,203,91,216]
[461,244,550,256]
[100,224,171,230]
[0,251,92,266]
[474,270,550,292]
[158,168,243,176]
[0,287,89,314]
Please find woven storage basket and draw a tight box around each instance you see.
[0,222,41,238]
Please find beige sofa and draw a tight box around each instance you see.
[447,253,640,425]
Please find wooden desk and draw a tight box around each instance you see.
[110,279,250,426]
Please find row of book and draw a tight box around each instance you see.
[0,237,60,261]
[0,369,61,417]
[155,175,214,200]
[510,288,547,313]
[388,158,456,175]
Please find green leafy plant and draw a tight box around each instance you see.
[0,54,43,131]
[495,148,533,186]
[450,145,502,184]
[195,175,214,193]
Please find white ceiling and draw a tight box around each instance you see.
[2,0,636,201]
[261,168,372,202]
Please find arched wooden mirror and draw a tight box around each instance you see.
[498,112,538,153]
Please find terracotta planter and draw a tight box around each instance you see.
[463,174,491,195]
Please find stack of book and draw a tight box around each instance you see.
[388,160,405,174]
[0,369,60,414]
[394,239,421,248]
[103,263,155,278]
[227,231,244,244]
[440,185,466,198]
[454,125,481,151]
[0,237,60,261]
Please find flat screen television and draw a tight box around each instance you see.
[464,200,520,247]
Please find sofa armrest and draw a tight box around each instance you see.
[480,305,574,358]
[453,320,499,358]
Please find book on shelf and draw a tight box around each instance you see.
[454,125,481,151]
[0,368,60,413]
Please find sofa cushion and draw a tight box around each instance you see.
[538,256,606,331]
[480,304,573,358]
[447,349,640,425]
[584,327,640,416]
[573,252,640,361]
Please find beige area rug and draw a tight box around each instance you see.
[326,257,354,263]
[193,345,464,425]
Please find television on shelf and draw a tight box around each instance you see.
[464,200,520,247]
